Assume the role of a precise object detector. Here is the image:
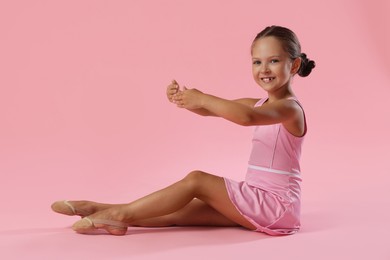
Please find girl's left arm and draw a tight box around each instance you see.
[174,88,300,126]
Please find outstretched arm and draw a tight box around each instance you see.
[172,85,301,126]
[167,80,217,116]
[167,80,259,118]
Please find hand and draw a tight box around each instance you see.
[173,87,205,110]
[166,80,179,103]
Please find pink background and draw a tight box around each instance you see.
[1,0,389,259]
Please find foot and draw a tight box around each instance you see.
[51,200,112,217]
[72,207,128,235]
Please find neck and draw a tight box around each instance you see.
[267,83,295,103]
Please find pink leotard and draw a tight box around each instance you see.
[224,97,306,235]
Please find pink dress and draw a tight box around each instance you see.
[224,97,307,235]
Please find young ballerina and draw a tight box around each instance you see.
[51,25,315,236]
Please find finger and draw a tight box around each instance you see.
[168,80,177,89]
[168,82,177,88]
[169,95,176,102]
[183,86,188,91]
[167,85,178,94]
[172,94,179,101]
[173,80,179,88]
[167,86,174,95]
[169,89,178,94]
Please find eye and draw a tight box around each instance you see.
[270,59,279,63]
[252,60,261,65]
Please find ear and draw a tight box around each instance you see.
[291,58,301,75]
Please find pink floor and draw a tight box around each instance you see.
[1,196,389,259]
[1,149,389,259]
[1,0,389,259]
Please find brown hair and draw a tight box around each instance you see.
[252,25,315,77]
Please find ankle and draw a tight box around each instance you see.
[110,206,131,223]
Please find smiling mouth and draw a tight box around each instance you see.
[261,77,276,83]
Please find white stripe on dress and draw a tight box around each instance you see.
[248,164,300,176]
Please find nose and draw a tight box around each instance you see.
[260,63,270,74]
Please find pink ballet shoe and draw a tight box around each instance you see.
[72,217,128,235]
[51,200,90,217]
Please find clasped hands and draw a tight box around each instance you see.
[166,80,205,109]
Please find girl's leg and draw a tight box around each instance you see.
[53,199,239,227]
[131,199,240,227]
[73,171,256,234]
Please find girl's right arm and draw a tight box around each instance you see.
[166,80,258,117]
[166,80,215,116]
[190,99,259,117]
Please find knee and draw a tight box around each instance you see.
[185,170,207,180]
[183,170,208,190]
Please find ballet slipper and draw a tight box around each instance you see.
[72,217,128,235]
[51,200,90,217]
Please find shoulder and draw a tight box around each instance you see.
[280,98,303,112]
[283,98,305,117]
[232,98,261,108]
[251,98,304,125]
[263,98,303,114]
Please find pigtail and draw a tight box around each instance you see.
[298,53,316,77]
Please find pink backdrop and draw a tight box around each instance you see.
[1,0,389,259]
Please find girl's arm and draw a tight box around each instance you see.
[174,88,301,126]
[167,80,214,116]
[167,80,258,117]
[185,98,259,117]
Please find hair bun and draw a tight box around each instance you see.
[298,53,316,77]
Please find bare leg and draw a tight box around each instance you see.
[54,199,239,227]
[55,199,239,227]
[131,199,240,228]
[72,171,256,234]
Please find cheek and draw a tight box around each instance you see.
[252,67,257,77]
[275,64,291,77]
[284,63,293,74]
[252,66,260,76]
[253,71,261,83]
[252,68,260,82]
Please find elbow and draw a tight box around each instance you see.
[237,114,255,126]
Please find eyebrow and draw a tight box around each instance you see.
[252,55,281,60]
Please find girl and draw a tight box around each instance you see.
[51,25,315,236]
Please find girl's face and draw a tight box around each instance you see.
[251,36,300,94]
